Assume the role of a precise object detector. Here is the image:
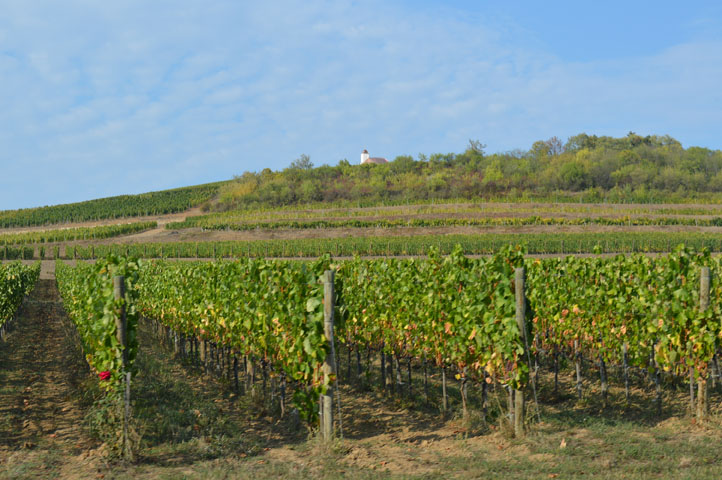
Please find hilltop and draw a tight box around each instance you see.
[213,133,722,211]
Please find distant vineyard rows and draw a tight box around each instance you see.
[0,182,222,228]
[0,221,156,246]
[47,232,722,260]
[166,214,722,231]
[169,204,722,223]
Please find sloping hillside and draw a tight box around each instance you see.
[0,181,228,229]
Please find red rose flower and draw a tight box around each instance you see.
[98,371,111,381]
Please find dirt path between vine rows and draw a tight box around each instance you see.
[0,276,103,479]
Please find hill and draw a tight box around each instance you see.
[0,181,227,229]
[213,133,722,211]
[5,132,721,230]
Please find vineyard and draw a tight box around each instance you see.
[4,237,722,476]
[166,213,722,231]
[43,246,722,459]
[0,221,156,246]
[56,257,140,392]
[206,188,722,212]
[7,190,722,475]
[56,257,140,457]
[163,201,722,222]
[136,256,331,422]
[0,246,35,260]
[30,231,722,261]
[0,182,222,228]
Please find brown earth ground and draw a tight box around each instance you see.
[0,276,102,478]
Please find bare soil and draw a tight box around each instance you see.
[0,279,104,478]
[96,223,722,245]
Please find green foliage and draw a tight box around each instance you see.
[64,246,722,433]
[0,262,40,327]
[135,247,532,412]
[338,245,529,389]
[56,256,141,394]
[135,257,332,422]
[66,231,722,261]
[84,393,131,456]
[527,247,721,378]
[167,214,722,231]
[0,245,34,260]
[214,133,722,210]
[288,154,314,171]
[57,256,142,458]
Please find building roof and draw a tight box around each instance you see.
[362,157,388,165]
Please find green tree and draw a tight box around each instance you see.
[289,154,313,170]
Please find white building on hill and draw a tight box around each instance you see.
[360,149,388,165]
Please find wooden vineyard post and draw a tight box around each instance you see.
[321,270,337,442]
[575,340,582,400]
[599,351,608,407]
[653,346,662,415]
[697,266,710,421]
[690,367,695,414]
[623,343,630,403]
[114,276,133,460]
[380,348,386,390]
[514,267,526,437]
[441,365,448,414]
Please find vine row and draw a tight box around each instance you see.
[0,262,40,329]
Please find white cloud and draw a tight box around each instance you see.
[0,1,720,208]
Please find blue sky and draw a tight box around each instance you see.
[1,1,721,209]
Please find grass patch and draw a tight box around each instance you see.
[130,325,262,464]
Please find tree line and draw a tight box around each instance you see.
[217,133,722,209]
